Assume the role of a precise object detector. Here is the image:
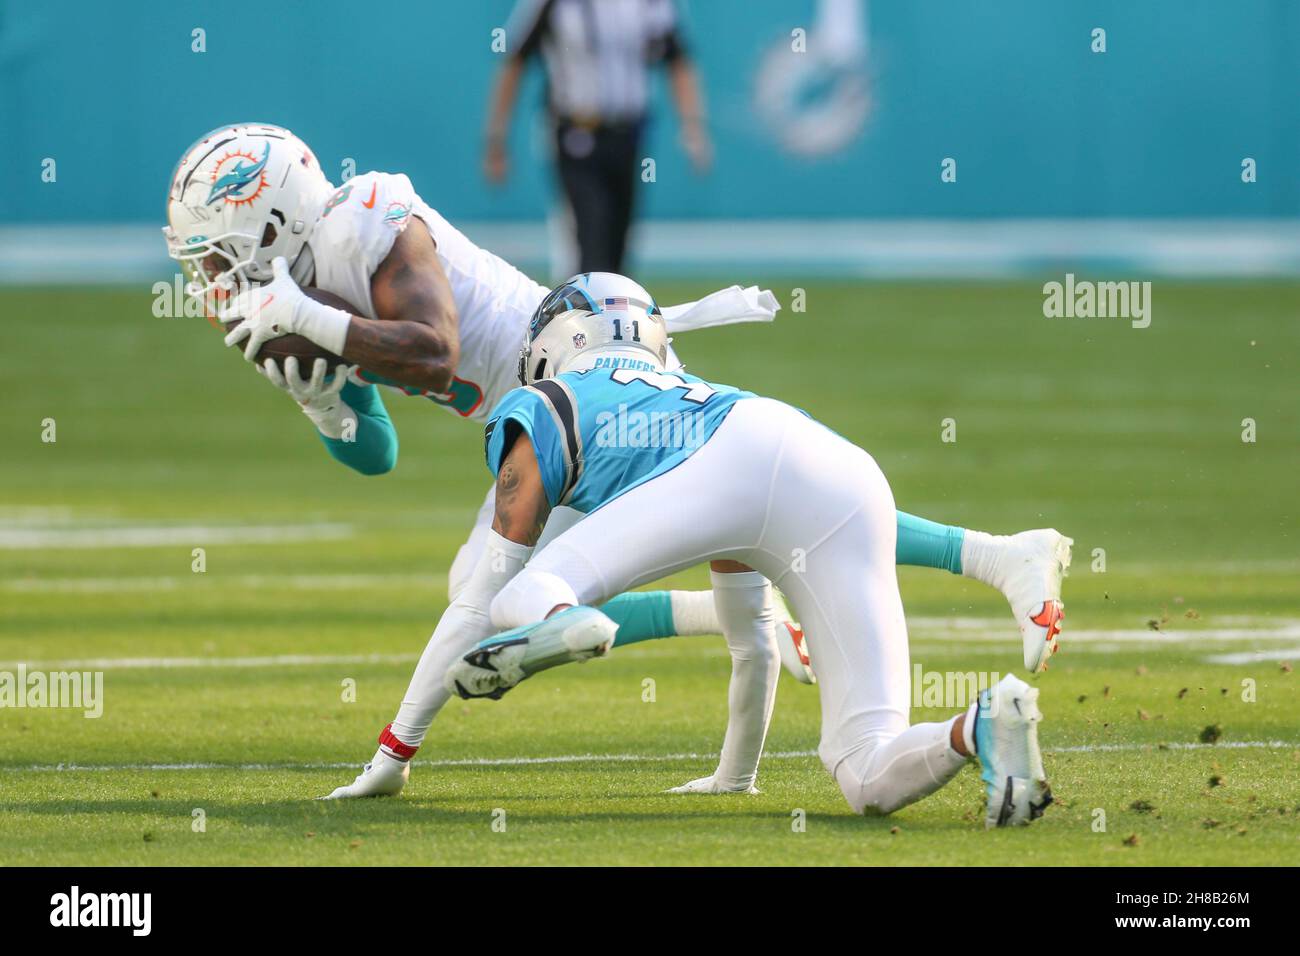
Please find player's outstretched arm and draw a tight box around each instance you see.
[349,219,461,393]
[320,525,534,798]
[324,431,547,795]
[316,378,399,476]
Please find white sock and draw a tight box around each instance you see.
[959,530,1009,591]
[709,570,780,790]
[669,589,721,635]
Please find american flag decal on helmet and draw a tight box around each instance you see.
[604,296,629,310]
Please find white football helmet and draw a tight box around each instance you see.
[163,123,332,300]
[518,273,669,385]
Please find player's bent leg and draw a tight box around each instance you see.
[602,585,813,683]
[533,477,812,683]
[445,604,618,700]
[961,528,1073,672]
[832,719,969,815]
[757,417,999,820]
[667,565,779,794]
[451,407,782,706]
[896,512,1074,674]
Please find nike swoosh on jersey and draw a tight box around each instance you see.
[362,184,378,209]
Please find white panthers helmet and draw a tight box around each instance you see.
[163,123,332,299]
[518,273,669,385]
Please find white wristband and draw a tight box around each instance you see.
[293,299,352,356]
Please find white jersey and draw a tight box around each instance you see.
[310,170,548,421]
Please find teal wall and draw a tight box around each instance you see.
[2,0,1297,224]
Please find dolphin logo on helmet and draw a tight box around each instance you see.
[205,142,271,206]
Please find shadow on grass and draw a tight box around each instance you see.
[1,792,985,844]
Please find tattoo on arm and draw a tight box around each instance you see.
[344,218,460,392]
[492,435,550,546]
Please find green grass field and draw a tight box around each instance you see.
[2,279,1298,865]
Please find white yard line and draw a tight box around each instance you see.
[3,741,1294,774]
[0,652,419,671]
[909,641,1298,659]
[906,617,1300,643]
[2,572,444,593]
[0,523,354,549]
[1098,559,1300,574]
[1203,649,1300,665]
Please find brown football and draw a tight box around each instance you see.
[222,286,355,374]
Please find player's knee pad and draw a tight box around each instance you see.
[838,775,911,817]
[832,742,910,816]
[491,570,580,631]
[831,720,966,816]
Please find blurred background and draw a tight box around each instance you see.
[3,0,1298,282]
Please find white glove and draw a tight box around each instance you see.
[319,749,410,800]
[260,355,359,440]
[666,774,760,795]
[221,256,352,362]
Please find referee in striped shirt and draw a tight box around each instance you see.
[484,0,712,274]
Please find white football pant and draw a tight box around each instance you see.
[490,398,967,814]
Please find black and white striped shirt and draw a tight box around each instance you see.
[507,0,686,123]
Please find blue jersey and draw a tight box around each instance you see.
[485,367,756,514]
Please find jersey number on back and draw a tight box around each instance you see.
[610,369,717,405]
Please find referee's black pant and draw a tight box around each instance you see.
[553,117,643,275]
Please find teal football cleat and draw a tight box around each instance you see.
[974,674,1053,828]
[445,606,618,700]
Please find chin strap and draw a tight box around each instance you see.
[289,242,316,287]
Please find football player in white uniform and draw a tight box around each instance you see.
[164,125,1070,797]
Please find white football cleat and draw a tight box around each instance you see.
[666,774,760,795]
[989,529,1072,673]
[445,605,617,700]
[772,590,815,684]
[319,749,409,800]
[973,674,1052,828]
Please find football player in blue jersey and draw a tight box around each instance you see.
[329,274,1064,826]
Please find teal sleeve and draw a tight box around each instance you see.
[895,510,964,574]
[318,382,399,476]
[600,591,678,647]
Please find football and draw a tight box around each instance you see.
[222,286,355,374]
